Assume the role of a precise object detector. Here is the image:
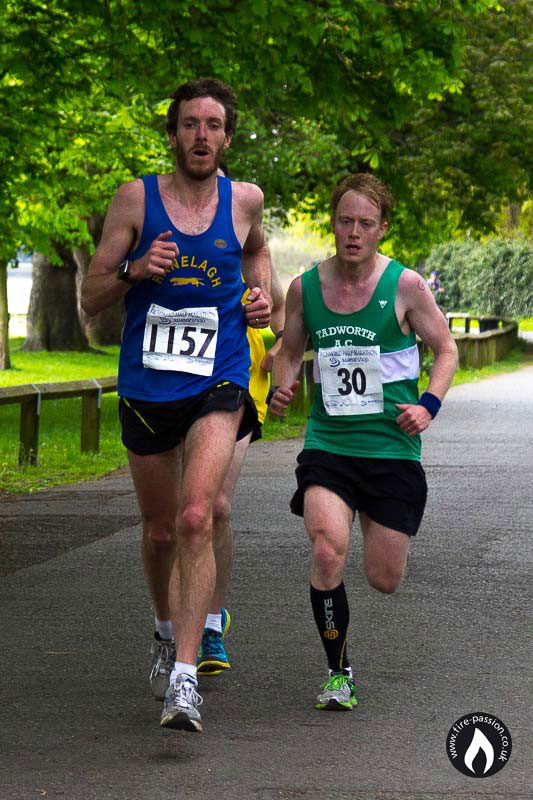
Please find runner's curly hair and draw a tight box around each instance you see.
[166,78,237,137]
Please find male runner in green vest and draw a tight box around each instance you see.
[269,173,458,710]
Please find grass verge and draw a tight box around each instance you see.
[1,336,532,494]
[0,342,123,493]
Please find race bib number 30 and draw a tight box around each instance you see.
[142,304,218,376]
[318,345,384,416]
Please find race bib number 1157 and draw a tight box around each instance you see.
[142,304,218,376]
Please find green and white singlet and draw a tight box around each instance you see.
[302,260,421,461]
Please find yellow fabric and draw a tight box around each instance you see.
[242,287,268,424]
[247,327,268,424]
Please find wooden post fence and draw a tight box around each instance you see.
[0,376,118,466]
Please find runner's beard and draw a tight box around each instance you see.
[176,140,224,181]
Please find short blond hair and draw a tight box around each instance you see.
[331,173,393,220]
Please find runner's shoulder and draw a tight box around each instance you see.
[286,273,304,304]
[398,266,431,306]
[113,177,146,208]
[231,180,264,217]
[105,178,147,228]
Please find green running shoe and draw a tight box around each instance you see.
[221,607,231,638]
[197,607,231,675]
[315,671,358,711]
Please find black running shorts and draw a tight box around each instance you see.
[249,421,263,443]
[119,381,258,456]
[290,449,427,537]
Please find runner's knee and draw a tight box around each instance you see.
[212,493,232,526]
[178,501,212,541]
[365,564,403,594]
[311,531,347,583]
[143,518,176,548]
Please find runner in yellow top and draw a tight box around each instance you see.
[195,264,285,674]
[244,287,270,428]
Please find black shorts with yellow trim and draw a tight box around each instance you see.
[290,449,427,537]
[119,381,258,456]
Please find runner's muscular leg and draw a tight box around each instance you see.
[170,407,244,664]
[303,486,354,590]
[128,447,181,621]
[210,432,252,614]
[360,512,410,594]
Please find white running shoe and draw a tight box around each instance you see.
[149,634,176,700]
[160,674,203,732]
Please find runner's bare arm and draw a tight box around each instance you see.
[81,181,178,317]
[270,276,308,417]
[238,183,272,328]
[395,270,458,435]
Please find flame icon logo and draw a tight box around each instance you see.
[446,713,512,778]
[464,728,494,775]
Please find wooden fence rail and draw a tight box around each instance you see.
[0,376,117,466]
[446,313,518,368]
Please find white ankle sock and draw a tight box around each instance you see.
[155,617,174,641]
[171,662,197,684]
[205,613,222,633]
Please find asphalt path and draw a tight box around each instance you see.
[1,366,532,800]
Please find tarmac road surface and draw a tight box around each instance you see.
[1,366,532,800]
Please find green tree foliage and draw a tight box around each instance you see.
[495,200,533,241]
[425,239,533,317]
[2,0,503,261]
[0,0,514,360]
[385,0,533,262]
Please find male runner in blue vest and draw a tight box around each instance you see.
[81,78,271,733]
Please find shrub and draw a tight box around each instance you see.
[424,238,533,317]
[424,239,478,311]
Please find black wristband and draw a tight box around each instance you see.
[274,329,284,341]
[266,386,279,406]
[418,391,441,418]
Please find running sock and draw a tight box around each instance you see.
[310,582,350,673]
[331,666,353,678]
[205,613,222,633]
[170,662,197,684]
[155,617,174,641]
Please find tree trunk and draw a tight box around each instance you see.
[22,250,90,351]
[508,203,521,231]
[0,260,11,369]
[75,213,125,347]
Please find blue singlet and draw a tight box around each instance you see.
[118,175,250,402]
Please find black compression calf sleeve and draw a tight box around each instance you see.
[310,582,350,673]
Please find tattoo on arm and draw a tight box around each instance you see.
[417,280,426,292]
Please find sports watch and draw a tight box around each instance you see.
[117,259,134,283]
